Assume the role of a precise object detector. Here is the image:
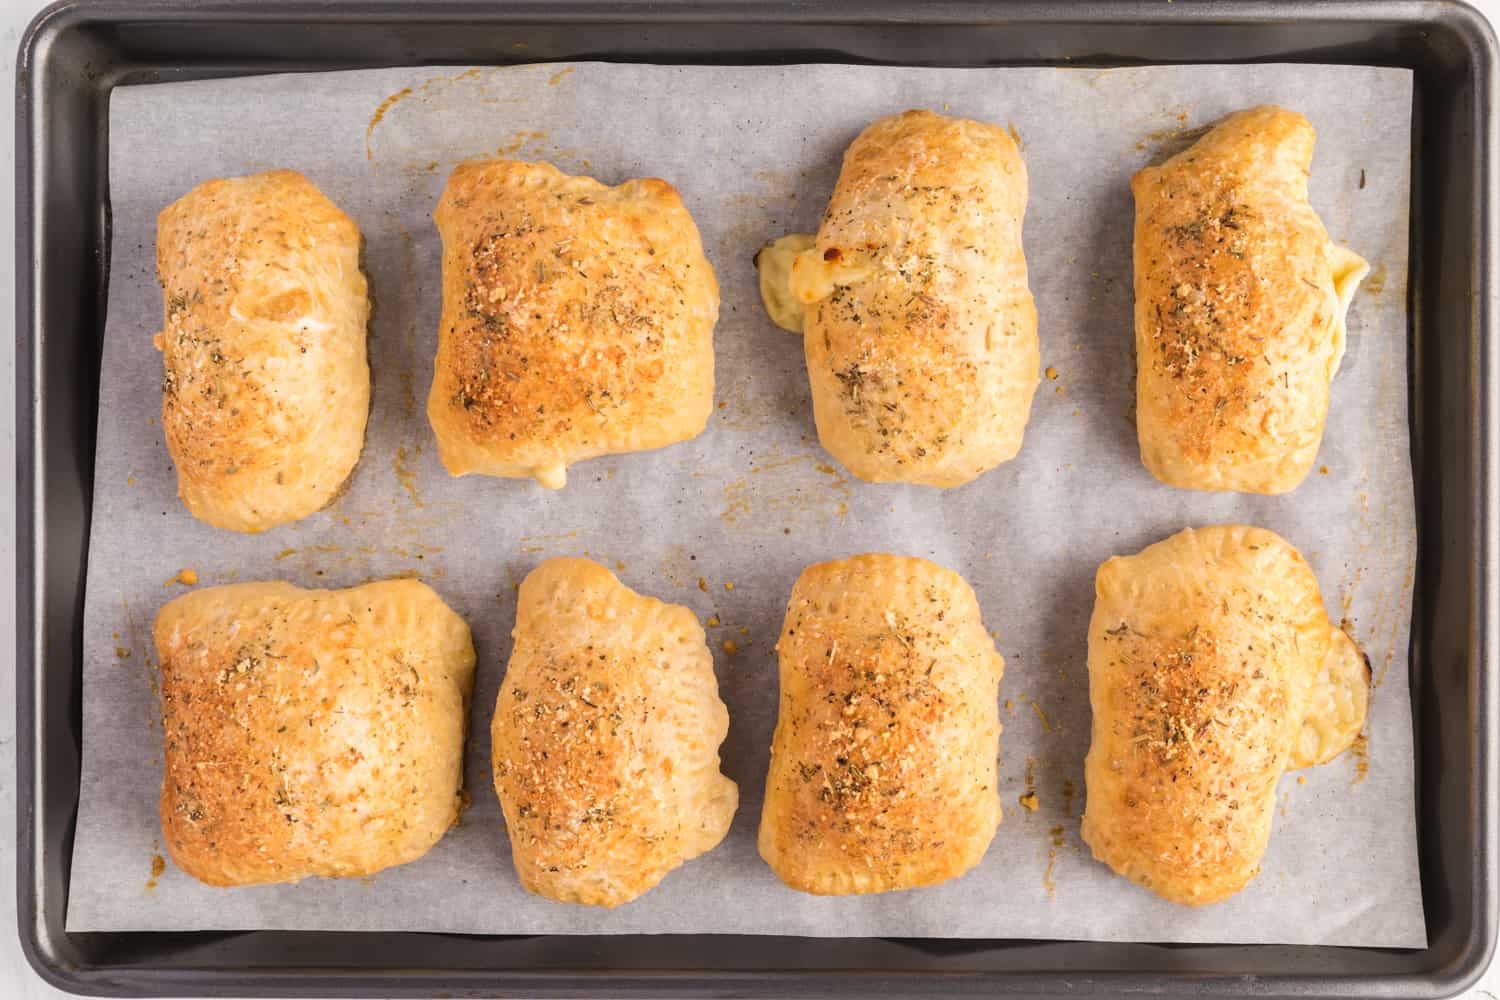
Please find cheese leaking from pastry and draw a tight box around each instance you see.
[1080,525,1369,906]
[755,110,1039,487]
[154,170,371,533]
[759,553,1004,894]
[492,558,737,906]
[155,579,476,887]
[1133,106,1369,494]
[755,233,816,333]
[428,160,718,489]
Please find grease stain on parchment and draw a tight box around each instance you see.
[497,129,550,156]
[394,224,419,421]
[119,597,162,750]
[714,378,805,434]
[1132,106,1207,165]
[146,852,166,891]
[724,167,802,253]
[391,442,425,508]
[365,87,414,159]
[1356,258,1407,308]
[519,530,581,548]
[1336,313,1415,694]
[1042,825,1066,900]
[1134,112,1199,150]
[517,532,597,560]
[720,452,850,532]
[364,66,538,161]
[265,542,446,584]
[1349,733,1370,784]
[657,543,702,589]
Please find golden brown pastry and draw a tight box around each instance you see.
[1133,107,1369,494]
[428,160,718,489]
[155,170,370,533]
[755,110,1038,487]
[758,553,1004,894]
[1081,525,1369,906]
[155,579,476,887]
[492,558,736,906]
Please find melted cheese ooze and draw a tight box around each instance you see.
[1292,628,1370,768]
[1328,244,1371,375]
[531,462,568,490]
[755,234,815,333]
[788,247,875,306]
[756,234,878,334]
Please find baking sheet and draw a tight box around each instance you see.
[67,62,1420,946]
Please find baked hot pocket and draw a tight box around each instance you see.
[756,110,1039,487]
[429,160,718,489]
[1081,525,1369,905]
[155,579,475,887]
[155,170,371,532]
[491,558,737,906]
[1133,106,1369,494]
[759,553,1004,894]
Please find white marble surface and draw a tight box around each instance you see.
[1,1,1493,996]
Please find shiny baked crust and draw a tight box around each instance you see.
[154,170,370,532]
[758,553,1004,894]
[428,160,718,489]
[1133,107,1369,494]
[777,110,1038,487]
[491,558,737,906]
[1080,525,1369,906]
[155,579,476,887]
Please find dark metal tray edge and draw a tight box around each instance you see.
[15,1,1500,997]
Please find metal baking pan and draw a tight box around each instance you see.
[15,0,1498,996]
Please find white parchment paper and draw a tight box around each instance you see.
[67,63,1421,946]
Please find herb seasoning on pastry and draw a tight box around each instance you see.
[1133,107,1369,494]
[492,558,737,906]
[155,170,371,532]
[1081,525,1369,905]
[155,579,476,887]
[428,160,718,489]
[755,110,1038,487]
[759,553,1005,894]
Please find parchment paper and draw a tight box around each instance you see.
[67,63,1421,946]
